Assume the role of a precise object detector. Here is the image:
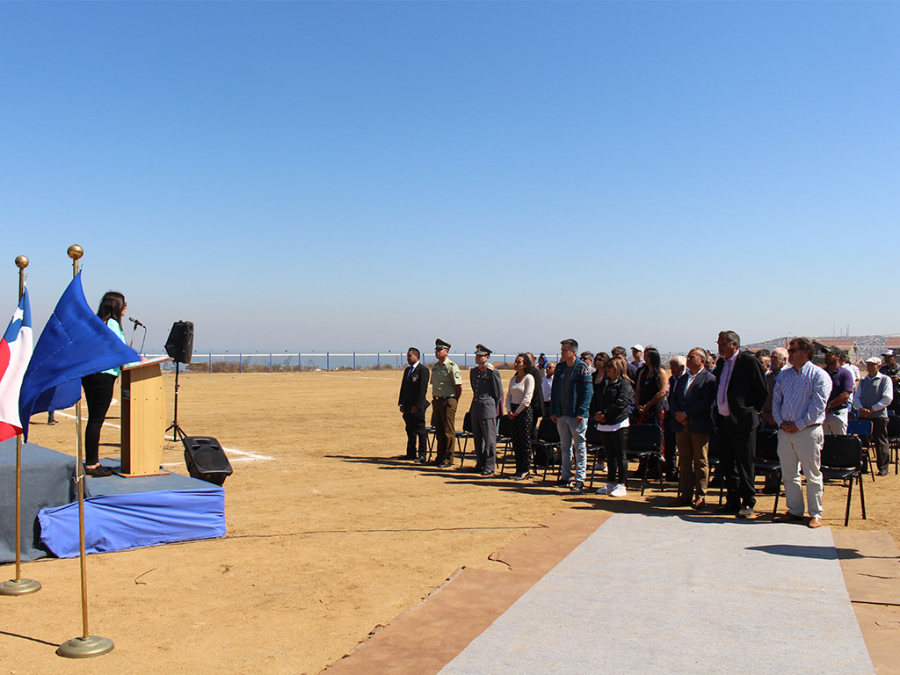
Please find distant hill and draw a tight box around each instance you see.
[745,335,898,362]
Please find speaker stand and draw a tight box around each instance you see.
[166,362,187,442]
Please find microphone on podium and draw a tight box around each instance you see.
[129,316,145,328]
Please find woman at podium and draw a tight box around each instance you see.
[81,291,142,477]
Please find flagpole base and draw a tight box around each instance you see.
[57,635,114,658]
[0,578,42,596]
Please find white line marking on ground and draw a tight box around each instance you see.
[51,411,275,464]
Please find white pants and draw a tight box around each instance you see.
[777,425,824,519]
[823,408,848,435]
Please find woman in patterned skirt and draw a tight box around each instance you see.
[506,353,535,480]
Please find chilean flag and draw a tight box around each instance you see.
[0,288,33,442]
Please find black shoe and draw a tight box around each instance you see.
[569,480,584,492]
[416,457,429,464]
[48,418,60,425]
[878,468,889,476]
[84,464,114,478]
[715,504,741,515]
[481,469,494,476]
[437,462,452,469]
[556,478,573,487]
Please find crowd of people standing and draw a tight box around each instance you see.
[398,334,895,528]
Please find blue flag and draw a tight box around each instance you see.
[19,273,140,441]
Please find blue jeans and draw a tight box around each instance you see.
[556,416,587,482]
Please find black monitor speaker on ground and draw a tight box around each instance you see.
[166,321,194,364]
[182,436,233,486]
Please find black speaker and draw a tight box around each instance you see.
[182,436,233,486]
[165,321,194,364]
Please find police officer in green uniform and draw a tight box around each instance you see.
[470,344,503,476]
[431,339,463,468]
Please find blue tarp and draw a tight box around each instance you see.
[38,488,225,558]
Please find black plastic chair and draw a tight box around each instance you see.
[846,418,875,481]
[455,412,475,468]
[887,415,900,475]
[586,423,605,489]
[707,432,724,505]
[531,416,561,481]
[820,435,866,526]
[754,429,782,513]
[625,424,664,495]
[424,426,436,462]
[497,415,514,475]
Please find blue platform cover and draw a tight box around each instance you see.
[38,488,225,558]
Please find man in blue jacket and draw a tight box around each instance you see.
[549,338,593,491]
[668,347,717,509]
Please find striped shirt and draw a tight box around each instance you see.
[772,361,832,430]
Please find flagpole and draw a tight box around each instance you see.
[57,244,114,659]
[0,255,41,597]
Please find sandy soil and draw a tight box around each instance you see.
[3,370,898,675]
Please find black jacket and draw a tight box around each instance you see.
[589,377,634,427]
[399,363,430,412]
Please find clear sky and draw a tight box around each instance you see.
[2,2,898,356]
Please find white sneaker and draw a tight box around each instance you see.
[609,484,627,498]
[596,482,616,495]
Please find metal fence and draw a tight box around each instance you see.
[142,352,562,373]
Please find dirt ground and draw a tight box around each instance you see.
[3,370,899,675]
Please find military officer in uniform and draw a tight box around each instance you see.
[470,344,504,476]
[398,347,430,462]
[431,339,463,468]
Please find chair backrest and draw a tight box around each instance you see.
[537,416,560,442]
[497,415,513,438]
[626,423,662,452]
[755,429,780,462]
[846,419,873,436]
[821,435,862,470]
[707,432,719,459]
[463,412,473,433]
[887,415,900,437]
[585,422,603,447]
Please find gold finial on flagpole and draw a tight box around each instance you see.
[57,244,114,658]
[0,256,41,597]
[68,245,83,276]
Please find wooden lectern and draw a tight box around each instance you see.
[120,357,173,477]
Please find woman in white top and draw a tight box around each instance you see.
[506,353,535,480]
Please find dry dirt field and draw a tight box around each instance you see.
[3,370,899,675]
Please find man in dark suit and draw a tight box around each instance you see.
[669,348,717,509]
[713,330,768,518]
[398,347,430,462]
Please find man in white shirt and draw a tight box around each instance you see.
[773,337,832,528]
[542,362,555,402]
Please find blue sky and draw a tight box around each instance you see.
[2,2,898,356]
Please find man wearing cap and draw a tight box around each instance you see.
[880,350,900,415]
[822,346,855,435]
[431,339,463,468]
[713,330,768,518]
[855,356,893,476]
[469,344,503,476]
[549,338,593,491]
[630,345,645,381]
[398,347,430,462]
[772,337,832,528]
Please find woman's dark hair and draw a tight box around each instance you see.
[97,291,125,328]
[644,347,664,386]
[517,353,533,370]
